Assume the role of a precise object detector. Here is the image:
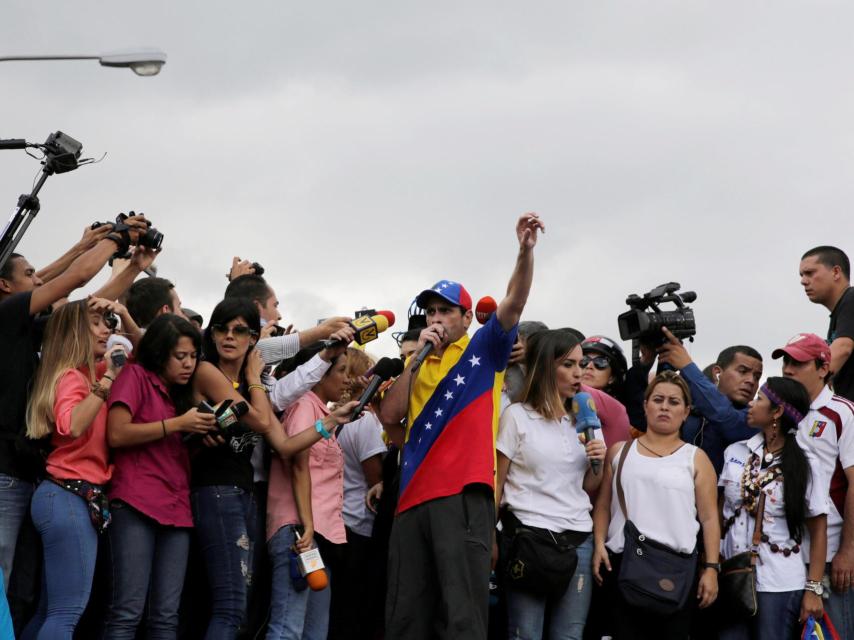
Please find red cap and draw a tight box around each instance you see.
[771,333,831,364]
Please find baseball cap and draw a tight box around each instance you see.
[416,280,472,311]
[771,333,831,364]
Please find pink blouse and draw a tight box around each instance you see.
[267,391,346,544]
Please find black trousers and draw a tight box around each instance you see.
[385,484,494,640]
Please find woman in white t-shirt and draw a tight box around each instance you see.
[718,376,827,639]
[592,371,720,639]
[495,329,606,640]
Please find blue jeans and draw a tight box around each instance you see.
[266,525,331,640]
[825,581,854,640]
[191,485,256,640]
[0,473,34,593]
[102,501,190,639]
[21,481,98,640]
[506,535,593,640]
[719,589,802,640]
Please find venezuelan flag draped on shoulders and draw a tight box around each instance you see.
[398,312,518,514]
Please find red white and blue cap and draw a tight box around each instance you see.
[416,280,473,311]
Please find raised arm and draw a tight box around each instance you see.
[495,213,545,332]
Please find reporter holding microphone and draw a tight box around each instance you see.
[495,328,606,640]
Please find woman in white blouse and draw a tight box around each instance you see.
[495,329,606,640]
[718,376,827,639]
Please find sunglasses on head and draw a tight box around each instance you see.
[581,355,611,370]
[211,324,256,338]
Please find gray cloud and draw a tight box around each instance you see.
[2,1,853,367]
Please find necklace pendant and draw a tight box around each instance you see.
[764,452,774,463]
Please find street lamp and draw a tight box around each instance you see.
[0,48,167,76]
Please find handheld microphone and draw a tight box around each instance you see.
[572,391,602,474]
[294,531,329,591]
[475,296,497,324]
[319,311,394,348]
[345,357,404,425]
[411,342,433,372]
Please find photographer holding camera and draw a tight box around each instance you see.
[0,215,151,598]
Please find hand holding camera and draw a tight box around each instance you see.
[91,211,163,260]
[177,407,218,435]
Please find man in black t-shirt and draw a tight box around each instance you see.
[0,219,152,598]
[800,245,854,400]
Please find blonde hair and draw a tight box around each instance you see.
[342,347,376,402]
[27,301,97,439]
[520,329,582,422]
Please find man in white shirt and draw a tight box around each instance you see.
[774,333,854,634]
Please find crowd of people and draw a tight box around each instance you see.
[0,211,853,640]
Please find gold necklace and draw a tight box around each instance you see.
[637,437,685,458]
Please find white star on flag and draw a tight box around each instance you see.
[469,356,481,367]
[454,374,466,386]
[444,391,454,400]
[441,283,449,289]
[425,422,433,430]
[435,408,443,417]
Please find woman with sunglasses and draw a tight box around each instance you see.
[718,377,827,639]
[192,298,357,638]
[104,314,218,638]
[592,371,720,639]
[21,299,126,638]
[580,336,628,405]
[495,329,606,639]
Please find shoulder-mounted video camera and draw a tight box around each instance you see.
[617,282,697,349]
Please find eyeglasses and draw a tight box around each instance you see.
[581,355,611,370]
[211,324,257,338]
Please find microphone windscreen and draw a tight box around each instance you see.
[373,357,404,380]
[107,334,133,354]
[377,310,396,327]
[306,569,328,591]
[372,315,390,333]
[572,392,602,431]
[475,296,497,324]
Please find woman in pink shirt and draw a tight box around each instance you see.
[22,299,129,638]
[104,314,218,639]
[266,345,352,640]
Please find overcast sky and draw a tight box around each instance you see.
[2,2,853,369]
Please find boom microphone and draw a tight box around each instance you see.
[475,296,497,324]
[572,391,602,474]
[319,311,394,348]
[336,357,405,435]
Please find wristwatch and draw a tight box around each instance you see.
[701,562,721,572]
[805,580,824,596]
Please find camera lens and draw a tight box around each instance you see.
[139,227,164,250]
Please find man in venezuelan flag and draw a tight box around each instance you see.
[379,213,545,639]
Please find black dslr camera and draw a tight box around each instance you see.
[617,282,697,362]
[91,211,164,259]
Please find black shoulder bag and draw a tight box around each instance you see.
[615,440,698,616]
[719,489,766,618]
[500,509,587,599]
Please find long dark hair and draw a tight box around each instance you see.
[520,328,582,421]
[764,376,811,541]
[202,298,260,384]
[136,314,202,414]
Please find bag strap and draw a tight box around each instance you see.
[615,439,633,521]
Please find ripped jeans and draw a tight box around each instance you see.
[191,485,257,640]
[505,534,593,640]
